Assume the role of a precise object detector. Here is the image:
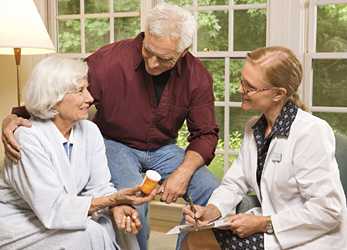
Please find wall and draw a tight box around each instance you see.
[0,0,50,160]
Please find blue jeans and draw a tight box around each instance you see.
[104,139,219,250]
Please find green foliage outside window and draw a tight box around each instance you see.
[58,0,140,53]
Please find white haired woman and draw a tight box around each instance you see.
[0,56,156,250]
[183,47,347,250]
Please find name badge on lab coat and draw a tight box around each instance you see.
[271,152,282,163]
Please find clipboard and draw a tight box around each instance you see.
[166,216,231,235]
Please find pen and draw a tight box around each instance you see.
[188,195,198,229]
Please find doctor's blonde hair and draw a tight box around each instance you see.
[246,46,307,111]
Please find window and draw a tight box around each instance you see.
[52,0,347,180]
[305,0,347,139]
[55,0,141,54]
[167,0,268,179]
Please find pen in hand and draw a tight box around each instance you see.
[188,195,199,230]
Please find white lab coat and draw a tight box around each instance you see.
[0,119,138,250]
[209,109,347,250]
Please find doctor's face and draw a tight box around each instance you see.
[239,61,279,113]
[54,79,94,124]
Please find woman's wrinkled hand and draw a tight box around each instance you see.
[112,205,141,234]
[111,186,157,206]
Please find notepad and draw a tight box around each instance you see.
[166,216,231,235]
[166,207,261,235]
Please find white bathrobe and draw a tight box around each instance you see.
[0,119,137,250]
[209,109,347,250]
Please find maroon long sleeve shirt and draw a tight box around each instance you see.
[85,33,218,165]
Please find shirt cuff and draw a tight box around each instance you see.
[186,138,216,165]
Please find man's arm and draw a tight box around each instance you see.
[1,107,32,161]
[160,69,218,203]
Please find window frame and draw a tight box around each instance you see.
[51,0,347,176]
[48,0,151,56]
[304,0,347,114]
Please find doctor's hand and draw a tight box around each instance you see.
[1,114,31,162]
[158,167,192,204]
[112,186,157,206]
[228,214,268,238]
[183,204,222,226]
[112,205,142,234]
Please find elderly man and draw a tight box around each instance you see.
[2,3,219,250]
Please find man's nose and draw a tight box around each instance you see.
[148,56,159,69]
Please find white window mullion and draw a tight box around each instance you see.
[109,0,114,42]
[228,102,242,107]
[311,106,347,113]
[48,1,58,48]
[316,0,347,5]
[311,52,347,59]
[195,51,247,57]
[197,5,229,11]
[265,0,270,47]
[192,0,198,54]
[303,53,313,110]
[232,3,267,10]
[229,1,234,52]
[308,0,317,54]
[224,58,230,173]
[57,14,80,19]
[80,0,85,54]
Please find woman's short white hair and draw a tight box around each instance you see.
[24,55,88,120]
[145,3,196,52]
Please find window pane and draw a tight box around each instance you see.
[198,0,228,5]
[317,4,347,52]
[198,11,228,51]
[313,59,347,107]
[114,0,140,12]
[234,9,266,51]
[229,107,259,149]
[167,0,192,6]
[314,112,347,137]
[177,122,189,148]
[58,20,81,53]
[228,154,237,168]
[234,0,267,4]
[201,59,225,101]
[115,17,140,41]
[85,0,109,13]
[58,0,79,15]
[230,59,244,102]
[85,18,110,53]
[209,154,224,180]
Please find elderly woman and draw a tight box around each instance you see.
[0,56,156,250]
[183,47,347,250]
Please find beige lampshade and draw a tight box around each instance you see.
[0,0,56,55]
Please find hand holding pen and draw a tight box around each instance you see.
[183,202,222,227]
[188,195,199,229]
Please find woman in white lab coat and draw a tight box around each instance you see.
[183,46,347,250]
[0,56,155,250]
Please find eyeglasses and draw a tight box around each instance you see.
[240,79,276,96]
